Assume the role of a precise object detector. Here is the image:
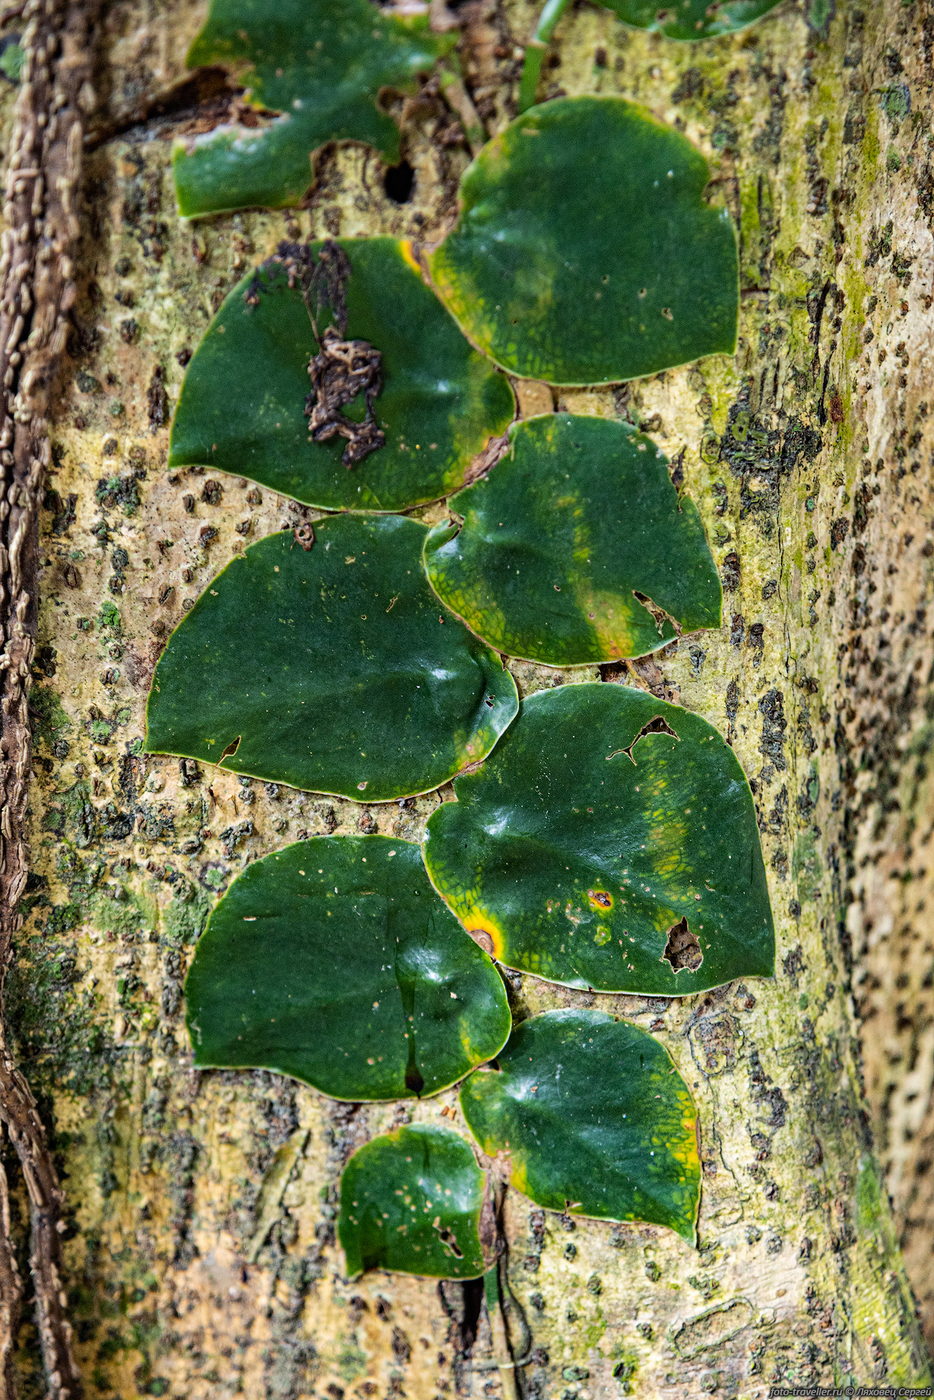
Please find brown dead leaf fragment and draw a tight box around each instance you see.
[305,326,385,467]
[251,239,387,468]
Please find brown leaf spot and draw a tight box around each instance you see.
[467,928,494,955]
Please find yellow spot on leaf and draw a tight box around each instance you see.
[574,584,639,658]
[509,1157,530,1197]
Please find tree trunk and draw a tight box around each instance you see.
[1,0,932,1395]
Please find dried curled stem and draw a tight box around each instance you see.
[306,325,385,467]
[248,239,387,469]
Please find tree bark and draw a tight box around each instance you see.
[1,0,932,1395]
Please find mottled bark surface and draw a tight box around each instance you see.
[0,3,100,1396]
[1,0,932,1395]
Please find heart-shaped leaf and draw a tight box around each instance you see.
[423,683,774,994]
[174,0,456,217]
[339,1125,490,1278]
[602,0,784,40]
[423,414,721,665]
[185,837,511,1100]
[460,1010,700,1240]
[145,517,518,801]
[169,238,514,512]
[428,97,737,386]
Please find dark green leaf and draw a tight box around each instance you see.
[428,97,737,386]
[185,837,511,1100]
[424,414,721,664]
[174,0,455,217]
[423,683,774,994]
[602,0,784,40]
[169,239,514,512]
[145,517,518,801]
[460,1009,700,1240]
[339,1125,489,1278]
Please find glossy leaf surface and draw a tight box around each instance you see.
[603,0,784,40]
[185,837,510,1100]
[174,0,455,217]
[340,1125,489,1278]
[145,517,518,801]
[170,239,514,512]
[460,1010,700,1239]
[428,97,737,386]
[424,414,721,665]
[424,683,774,994]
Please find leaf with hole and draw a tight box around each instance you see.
[460,1010,700,1240]
[423,683,774,994]
[423,414,721,665]
[602,0,784,40]
[185,837,511,1100]
[173,0,456,217]
[428,97,737,386]
[339,1125,490,1278]
[169,238,514,512]
[145,516,518,801]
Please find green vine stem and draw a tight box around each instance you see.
[474,1179,532,1398]
[484,1261,523,1400]
[517,0,572,112]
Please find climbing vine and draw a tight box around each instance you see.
[145,0,785,1329]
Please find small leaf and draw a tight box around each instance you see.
[174,0,456,217]
[339,1125,490,1278]
[428,97,738,386]
[423,683,774,994]
[145,516,518,801]
[460,1009,700,1240]
[0,40,25,84]
[170,238,514,512]
[185,837,511,1100]
[602,0,784,40]
[423,414,721,665]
